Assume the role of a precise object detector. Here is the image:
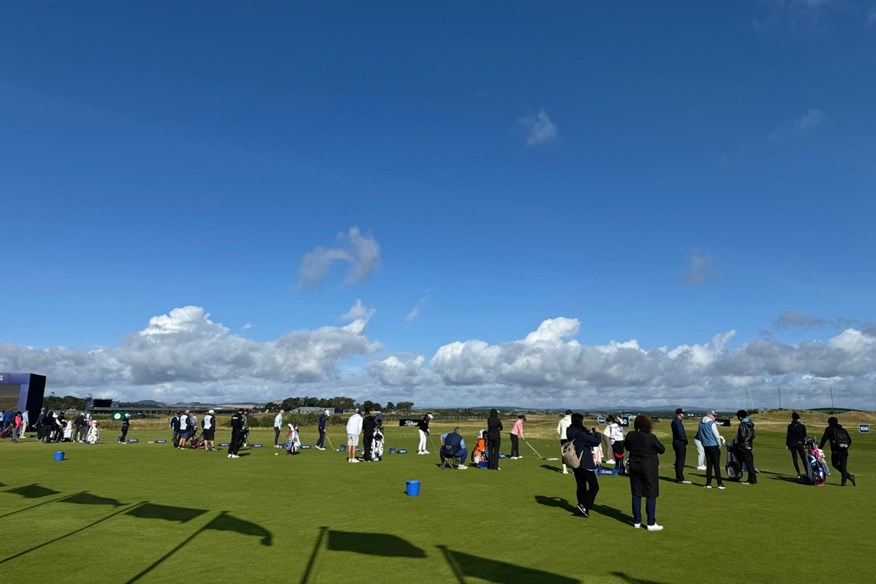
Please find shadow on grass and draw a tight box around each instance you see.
[328,530,426,557]
[533,494,577,516]
[610,571,671,584]
[439,545,581,584]
[591,503,631,526]
[539,464,564,474]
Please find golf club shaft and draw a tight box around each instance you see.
[524,438,544,458]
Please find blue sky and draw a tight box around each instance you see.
[2,2,875,409]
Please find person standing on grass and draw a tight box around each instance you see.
[12,411,23,442]
[605,415,626,475]
[417,412,433,455]
[363,410,377,461]
[693,420,707,470]
[819,417,856,487]
[228,408,245,458]
[735,410,757,485]
[567,413,602,518]
[118,414,130,444]
[486,409,503,470]
[510,415,526,459]
[273,409,285,447]
[557,410,573,474]
[346,408,363,463]
[786,412,808,479]
[625,415,665,531]
[316,409,329,450]
[671,408,690,484]
[202,409,217,451]
[177,410,192,448]
[698,410,725,490]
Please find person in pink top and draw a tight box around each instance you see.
[510,415,526,459]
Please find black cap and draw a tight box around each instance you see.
[675,408,685,415]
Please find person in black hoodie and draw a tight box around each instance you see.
[228,409,244,459]
[819,417,855,486]
[785,412,808,478]
[567,413,602,518]
[486,409,503,470]
[363,410,377,461]
[735,410,757,484]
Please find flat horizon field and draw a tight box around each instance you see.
[1,412,872,583]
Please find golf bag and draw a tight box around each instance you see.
[372,426,385,461]
[802,438,829,486]
[725,441,743,481]
[0,425,12,439]
[285,424,301,455]
[86,422,101,444]
[190,433,206,449]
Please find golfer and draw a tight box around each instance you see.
[671,408,690,484]
[785,412,807,479]
[316,410,329,450]
[819,417,856,487]
[273,409,285,447]
[510,415,526,459]
[698,410,725,489]
[625,415,665,531]
[417,412,433,455]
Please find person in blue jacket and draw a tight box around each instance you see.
[567,413,603,518]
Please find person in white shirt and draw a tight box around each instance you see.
[604,415,626,474]
[557,410,573,474]
[273,409,285,447]
[346,409,363,463]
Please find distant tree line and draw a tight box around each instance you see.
[264,396,414,413]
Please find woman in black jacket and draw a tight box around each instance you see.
[567,413,603,518]
[624,415,665,531]
[486,409,503,470]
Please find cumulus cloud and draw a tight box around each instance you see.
[773,311,827,330]
[363,319,876,409]
[0,303,379,404]
[683,249,715,285]
[3,307,876,409]
[518,108,557,147]
[297,226,381,290]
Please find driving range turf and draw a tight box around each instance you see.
[1,413,872,583]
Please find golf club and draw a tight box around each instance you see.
[326,433,334,450]
[524,437,556,460]
[428,434,438,453]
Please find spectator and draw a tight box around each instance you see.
[557,410,573,474]
[363,410,377,461]
[227,408,245,458]
[346,408,363,463]
[440,427,468,469]
[735,410,757,485]
[486,409,503,470]
[698,410,725,490]
[273,409,285,447]
[819,417,856,487]
[202,409,217,451]
[786,412,807,479]
[671,408,690,484]
[567,413,602,518]
[625,415,666,531]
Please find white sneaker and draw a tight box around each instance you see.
[228,454,232,458]
[697,465,707,470]
[646,524,664,532]
[423,450,430,454]
[562,469,569,474]
[704,485,712,489]
[633,523,641,529]
[510,456,518,460]
[230,454,239,458]
[348,458,359,463]
[458,464,468,470]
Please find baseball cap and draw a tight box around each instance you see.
[675,408,685,415]
[707,410,717,416]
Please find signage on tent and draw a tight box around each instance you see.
[860,424,870,433]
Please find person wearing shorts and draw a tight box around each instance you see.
[346,409,363,463]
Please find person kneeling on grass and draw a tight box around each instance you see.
[440,427,468,469]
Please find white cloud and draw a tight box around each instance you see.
[518,108,557,147]
[3,308,876,410]
[793,108,824,132]
[683,249,715,285]
[405,289,432,323]
[297,226,381,289]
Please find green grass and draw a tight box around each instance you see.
[1,415,873,583]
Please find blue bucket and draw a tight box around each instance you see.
[405,480,421,496]
[54,451,65,462]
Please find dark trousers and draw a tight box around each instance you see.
[704,445,723,486]
[316,428,325,448]
[172,429,180,447]
[737,447,757,483]
[789,444,807,475]
[573,468,599,510]
[631,495,657,525]
[118,427,128,443]
[274,426,281,446]
[672,440,687,481]
[510,434,520,457]
[364,435,373,461]
[229,432,244,455]
[487,437,501,469]
[612,442,625,474]
[831,449,850,483]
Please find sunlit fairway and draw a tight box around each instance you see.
[1,411,872,583]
